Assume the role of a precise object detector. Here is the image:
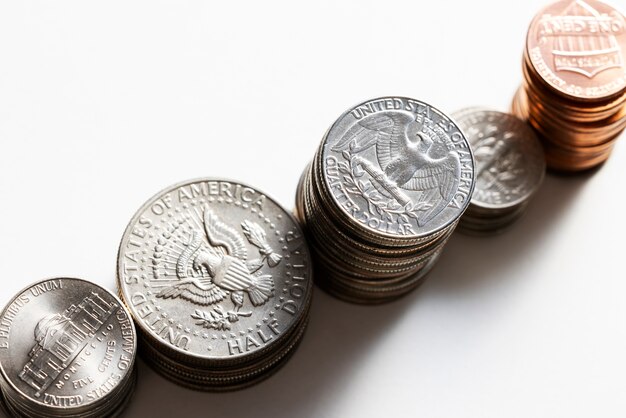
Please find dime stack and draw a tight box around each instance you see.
[453,108,546,234]
[512,0,626,172]
[0,278,137,418]
[295,97,475,304]
[117,179,313,390]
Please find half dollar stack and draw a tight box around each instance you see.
[117,179,313,390]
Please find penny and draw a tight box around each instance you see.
[0,278,137,418]
[526,0,626,101]
[116,178,313,389]
[514,0,626,172]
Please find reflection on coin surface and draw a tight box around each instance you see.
[296,97,474,303]
[117,179,312,361]
[526,0,626,101]
[453,109,545,209]
[514,0,626,172]
[0,278,136,412]
[321,97,475,239]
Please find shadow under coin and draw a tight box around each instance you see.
[122,173,592,418]
[124,288,421,418]
[427,173,590,294]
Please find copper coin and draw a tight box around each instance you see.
[526,0,626,102]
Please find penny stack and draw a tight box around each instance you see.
[453,108,546,234]
[117,179,313,390]
[0,278,137,418]
[512,0,626,172]
[295,97,475,304]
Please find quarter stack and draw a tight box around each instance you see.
[453,108,546,234]
[117,179,313,390]
[512,0,626,172]
[295,97,475,304]
[0,278,137,418]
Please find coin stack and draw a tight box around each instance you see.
[295,97,475,304]
[0,278,137,418]
[453,108,546,234]
[117,179,313,390]
[512,0,626,172]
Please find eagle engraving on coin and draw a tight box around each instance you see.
[154,209,279,330]
[118,179,312,358]
[332,111,461,227]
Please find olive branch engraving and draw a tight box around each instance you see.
[191,307,252,331]
[476,144,525,195]
[338,143,432,223]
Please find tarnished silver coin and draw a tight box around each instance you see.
[0,278,137,417]
[321,97,475,240]
[296,97,475,303]
[117,178,313,389]
[453,108,546,234]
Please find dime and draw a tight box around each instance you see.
[0,278,137,418]
[295,97,475,303]
[513,0,626,172]
[453,108,545,234]
[116,178,313,389]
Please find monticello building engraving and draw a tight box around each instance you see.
[18,293,117,397]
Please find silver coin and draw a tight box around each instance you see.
[295,98,474,303]
[1,367,136,418]
[457,205,528,235]
[0,278,137,415]
[137,310,309,391]
[453,109,545,210]
[117,179,313,364]
[321,97,475,240]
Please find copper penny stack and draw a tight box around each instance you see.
[512,0,626,172]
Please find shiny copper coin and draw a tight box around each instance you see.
[526,0,626,102]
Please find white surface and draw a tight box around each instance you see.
[0,1,625,417]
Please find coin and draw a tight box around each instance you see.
[0,278,137,418]
[116,178,313,390]
[453,108,545,234]
[513,0,626,172]
[320,97,475,240]
[526,0,626,101]
[295,97,475,303]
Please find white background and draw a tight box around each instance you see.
[1,1,625,417]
